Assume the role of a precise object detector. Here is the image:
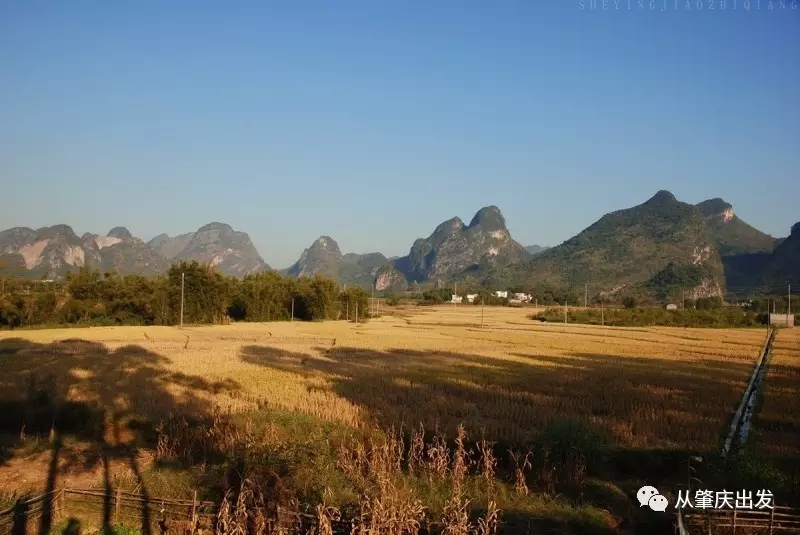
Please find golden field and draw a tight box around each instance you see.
[0,305,770,452]
[755,327,800,457]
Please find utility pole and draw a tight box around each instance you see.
[355,302,358,325]
[584,283,588,308]
[601,297,604,326]
[454,282,457,309]
[180,272,185,328]
[789,284,792,317]
[291,297,295,322]
[371,285,374,317]
[564,301,568,325]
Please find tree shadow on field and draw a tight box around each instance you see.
[240,344,760,485]
[0,337,240,535]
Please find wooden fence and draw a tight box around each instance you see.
[0,488,454,535]
[680,506,800,534]
[8,487,798,535]
[0,488,219,535]
[0,490,64,535]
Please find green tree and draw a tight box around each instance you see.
[0,298,21,328]
[341,286,369,321]
[168,261,232,324]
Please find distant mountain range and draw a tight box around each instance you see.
[283,236,406,292]
[0,222,267,279]
[392,206,530,284]
[524,245,549,255]
[148,222,268,276]
[0,192,796,299]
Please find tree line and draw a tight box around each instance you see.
[533,307,771,328]
[0,261,371,329]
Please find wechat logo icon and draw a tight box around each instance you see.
[637,486,669,512]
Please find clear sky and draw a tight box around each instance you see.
[1,1,798,268]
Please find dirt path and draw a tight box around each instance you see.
[0,441,153,495]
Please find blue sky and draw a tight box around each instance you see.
[1,1,797,268]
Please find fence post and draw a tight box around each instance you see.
[115,488,120,525]
[732,508,736,535]
[191,490,197,535]
[57,489,65,523]
[769,507,775,535]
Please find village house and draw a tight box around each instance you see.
[514,293,531,303]
[451,294,463,304]
[769,313,795,327]
[494,290,508,299]
[466,294,478,303]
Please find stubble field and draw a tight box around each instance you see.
[3,304,794,534]
[754,326,800,457]
[0,305,770,458]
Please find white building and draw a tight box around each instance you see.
[514,293,531,303]
[770,313,795,327]
[466,294,478,303]
[666,304,678,311]
[495,290,508,299]
[451,295,463,304]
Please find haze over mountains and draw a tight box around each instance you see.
[0,192,796,299]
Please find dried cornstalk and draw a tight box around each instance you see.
[426,431,450,482]
[408,423,425,475]
[451,425,468,491]
[476,501,500,535]
[536,448,556,496]
[315,503,340,535]
[477,439,497,489]
[441,493,471,535]
[510,449,532,496]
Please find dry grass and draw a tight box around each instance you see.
[754,327,800,457]
[0,305,768,454]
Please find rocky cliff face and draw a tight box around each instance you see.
[374,265,408,292]
[0,221,267,279]
[0,225,91,278]
[393,206,529,282]
[148,232,196,260]
[0,225,166,278]
[696,198,777,256]
[286,236,342,278]
[173,222,269,277]
[760,221,800,286]
[285,236,408,289]
[89,228,167,276]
